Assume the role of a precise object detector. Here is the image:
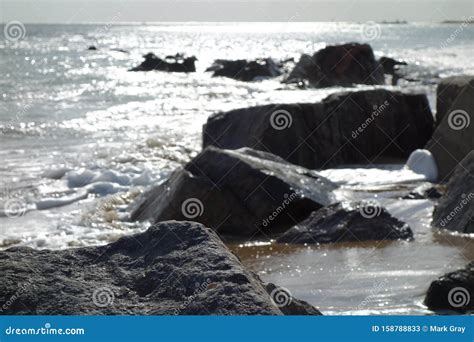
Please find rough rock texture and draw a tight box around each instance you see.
[129,53,197,72]
[207,58,282,82]
[436,76,474,124]
[426,76,474,180]
[425,262,474,313]
[277,202,413,244]
[130,147,336,236]
[0,221,320,315]
[203,89,434,169]
[264,283,322,315]
[286,43,385,87]
[402,183,443,200]
[432,151,474,233]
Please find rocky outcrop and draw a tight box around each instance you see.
[130,147,336,237]
[426,76,474,180]
[129,53,197,72]
[0,221,321,315]
[425,262,473,313]
[207,58,282,82]
[203,89,434,169]
[432,151,474,233]
[402,183,443,200]
[286,43,385,87]
[379,57,407,85]
[277,202,413,244]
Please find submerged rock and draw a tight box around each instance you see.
[207,58,282,82]
[130,147,336,237]
[129,53,197,72]
[203,89,434,169]
[277,202,413,244]
[425,262,474,313]
[0,221,320,315]
[426,76,474,180]
[432,151,474,233]
[286,43,385,87]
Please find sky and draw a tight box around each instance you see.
[1,0,473,23]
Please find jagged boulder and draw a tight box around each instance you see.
[129,53,197,72]
[203,89,434,169]
[130,147,336,236]
[286,43,385,87]
[277,202,413,244]
[207,58,282,81]
[0,221,321,315]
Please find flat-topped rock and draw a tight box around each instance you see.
[130,147,336,237]
[203,89,434,169]
[436,75,474,124]
[0,221,320,315]
[277,202,413,244]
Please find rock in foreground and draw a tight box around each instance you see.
[425,262,474,313]
[286,43,384,87]
[277,202,413,244]
[432,151,474,233]
[0,221,320,315]
[130,147,336,236]
[203,89,434,169]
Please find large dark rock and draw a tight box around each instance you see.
[286,43,385,87]
[0,221,320,315]
[277,202,413,244]
[432,151,474,233]
[425,262,474,313]
[130,147,336,236]
[436,76,474,124]
[426,76,474,180]
[207,58,282,82]
[203,89,434,169]
[129,53,197,72]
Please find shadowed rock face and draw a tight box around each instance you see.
[426,76,474,181]
[207,58,282,82]
[0,221,320,315]
[130,147,336,237]
[432,151,474,234]
[286,43,385,87]
[277,202,413,244]
[203,89,434,170]
[129,53,197,72]
[425,262,474,313]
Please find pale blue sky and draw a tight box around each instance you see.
[1,0,473,22]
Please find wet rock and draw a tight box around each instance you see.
[424,262,474,313]
[129,53,197,72]
[435,76,474,124]
[431,151,474,233]
[264,283,322,315]
[207,58,282,82]
[286,43,385,87]
[402,183,444,200]
[0,221,320,315]
[130,147,336,237]
[426,76,474,180]
[277,202,413,244]
[88,46,97,51]
[203,89,434,169]
[379,56,408,85]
